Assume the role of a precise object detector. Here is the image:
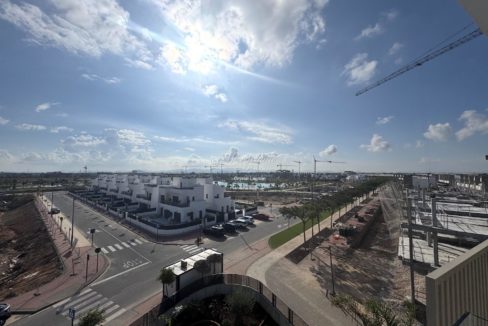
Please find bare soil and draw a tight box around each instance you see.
[0,195,62,300]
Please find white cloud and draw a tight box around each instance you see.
[384,9,398,21]
[361,134,391,152]
[154,0,328,74]
[50,126,74,133]
[183,147,195,152]
[415,140,424,148]
[81,73,121,84]
[56,112,68,118]
[0,116,9,125]
[0,149,15,162]
[62,134,106,148]
[343,53,378,86]
[219,120,293,144]
[319,144,337,156]
[388,42,403,55]
[202,84,228,103]
[424,123,451,142]
[35,102,58,112]
[376,115,394,125]
[154,136,235,145]
[0,0,152,68]
[15,123,47,131]
[455,110,488,141]
[355,23,383,40]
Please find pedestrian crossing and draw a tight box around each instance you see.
[99,238,148,254]
[53,288,126,325]
[181,244,205,255]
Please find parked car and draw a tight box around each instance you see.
[222,222,237,233]
[0,303,11,326]
[228,219,248,229]
[203,225,225,237]
[49,207,60,214]
[237,217,253,225]
[241,216,255,224]
[252,213,270,221]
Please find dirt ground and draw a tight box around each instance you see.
[0,195,62,300]
[301,210,427,316]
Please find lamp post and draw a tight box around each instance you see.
[85,254,90,282]
[329,246,336,296]
[71,198,75,247]
[94,248,101,273]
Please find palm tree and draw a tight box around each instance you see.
[158,268,175,298]
[207,253,221,274]
[193,259,210,280]
[78,309,105,326]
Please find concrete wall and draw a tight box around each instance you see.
[426,240,488,326]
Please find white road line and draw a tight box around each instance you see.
[75,298,109,316]
[108,245,116,252]
[181,245,192,250]
[91,261,151,286]
[59,291,97,309]
[97,300,115,312]
[65,294,103,313]
[114,244,123,250]
[183,245,198,251]
[101,248,109,254]
[129,241,137,246]
[53,289,93,308]
[104,304,121,316]
[188,248,203,254]
[134,239,143,244]
[121,242,130,248]
[104,308,127,323]
[140,238,149,243]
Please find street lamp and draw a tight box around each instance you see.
[94,248,101,273]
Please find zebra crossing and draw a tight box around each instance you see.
[181,244,205,255]
[53,288,126,324]
[99,238,148,254]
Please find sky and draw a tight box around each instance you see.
[0,0,487,173]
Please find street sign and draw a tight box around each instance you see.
[68,307,76,319]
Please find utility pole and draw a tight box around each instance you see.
[95,248,101,272]
[407,197,416,305]
[329,246,336,296]
[71,197,75,247]
[85,254,90,282]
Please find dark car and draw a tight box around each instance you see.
[222,222,237,233]
[203,225,225,237]
[227,220,247,230]
[49,207,61,214]
[252,213,270,221]
[0,303,11,325]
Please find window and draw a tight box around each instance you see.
[206,193,208,199]
[192,196,195,201]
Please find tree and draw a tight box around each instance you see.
[78,309,105,326]
[207,253,221,274]
[193,259,210,279]
[158,268,175,297]
[225,289,255,326]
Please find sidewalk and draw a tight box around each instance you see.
[224,193,372,326]
[8,195,108,314]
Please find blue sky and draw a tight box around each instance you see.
[0,0,487,173]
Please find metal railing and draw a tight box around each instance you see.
[132,274,308,326]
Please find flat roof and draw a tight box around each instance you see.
[166,248,221,276]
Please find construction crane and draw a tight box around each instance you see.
[204,165,218,174]
[277,163,293,171]
[293,160,302,178]
[313,156,345,176]
[356,28,483,96]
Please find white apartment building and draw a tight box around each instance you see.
[90,174,234,224]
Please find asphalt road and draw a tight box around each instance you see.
[14,193,298,325]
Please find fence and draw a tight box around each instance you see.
[131,274,308,326]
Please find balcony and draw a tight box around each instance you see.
[160,199,190,208]
[121,190,132,196]
[136,194,151,201]
[109,188,118,193]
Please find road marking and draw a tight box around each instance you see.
[182,245,197,250]
[114,244,123,250]
[188,247,204,254]
[121,242,131,248]
[91,261,151,286]
[140,238,149,243]
[134,239,143,244]
[104,304,120,315]
[66,294,103,313]
[59,291,97,308]
[75,298,109,316]
[108,245,116,252]
[104,307,126,323]
[129,240,137,246]
[53,289,93,308]
[101,247,109,254]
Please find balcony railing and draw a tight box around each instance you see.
[160,199,189,208]
[136,194,151,201]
